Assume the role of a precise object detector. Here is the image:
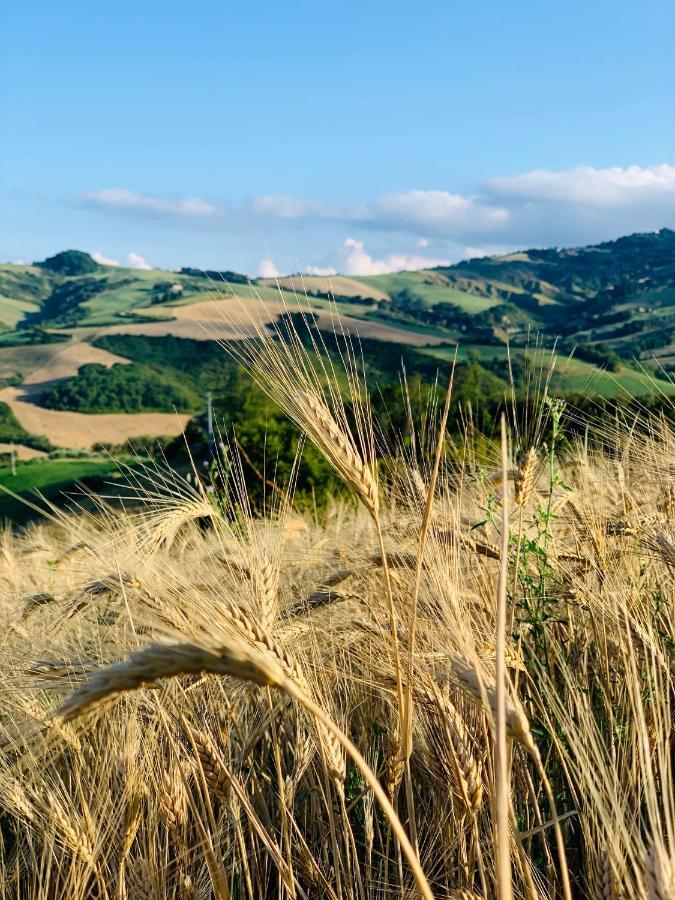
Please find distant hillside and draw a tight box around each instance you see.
[2,231,674,357]
[1,231,674,441]
[256,229,675,364]
[1,232,675,522]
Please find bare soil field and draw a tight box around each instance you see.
[0,385,190,449]
[0,442,46,460]
[0,300,445,449]
[109,297,448,346]
[20,340,130,391]
[0,337,189,450]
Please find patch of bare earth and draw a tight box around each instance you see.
[0,299,447,450]
[0,338,189,450]
[0,387,190,450]
[105,298,449,346]
[0,443,46,460]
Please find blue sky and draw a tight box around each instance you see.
[2,0,674,275]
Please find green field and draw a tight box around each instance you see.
[358,271,500,312]
[422,344,675,399]
[0,295,39,329]
[0,457,128,523]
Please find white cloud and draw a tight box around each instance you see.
[84,188,219,218]
[12,259,26,265]
[248,189,508,237]
[244,166,675,249]
[91,249,120,266]
[126,251,152,270]
[373,190,509,234]
[486,164,675,207]
[342,238,450,276]
[258,258,281,278]
[306,264,338,276]
[78,162,675,270]
[91,249,151,269]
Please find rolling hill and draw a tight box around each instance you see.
[0,232,674,520]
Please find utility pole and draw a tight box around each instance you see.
[10,441,16,476]
[207,391,213,439]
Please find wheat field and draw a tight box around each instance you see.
[1,307,674,898]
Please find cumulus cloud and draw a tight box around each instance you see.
[126,252,152,270]
[258,258,281,278]
[479,163,675,246]
[372,190,509,234]
[244,166,675,248]
[341,238,450,276]
[79,163,675,270]
[91,249,151,269]
[91,249,120,266]
[486,164,675,206]
[83,188,219,218]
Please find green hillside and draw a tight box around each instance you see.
[2,232,675,361]
[1,233,674,522]
[0,251,249,330]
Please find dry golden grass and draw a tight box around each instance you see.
[0,310,674,898]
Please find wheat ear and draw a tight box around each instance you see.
[646,843,675,900]
[514,447,537,508]
[191,728,231,802]
[60,639,433,900]
[296,390,379,517]
[424,678,482,815]
[221,599,345,787]
[256,556,279,633]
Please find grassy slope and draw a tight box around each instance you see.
[357,271,500,313]
[423,344,675,398]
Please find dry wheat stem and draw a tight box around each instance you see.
[495,415,513,900]
[404,357,456,761]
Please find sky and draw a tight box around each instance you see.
[2,0,674,276]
